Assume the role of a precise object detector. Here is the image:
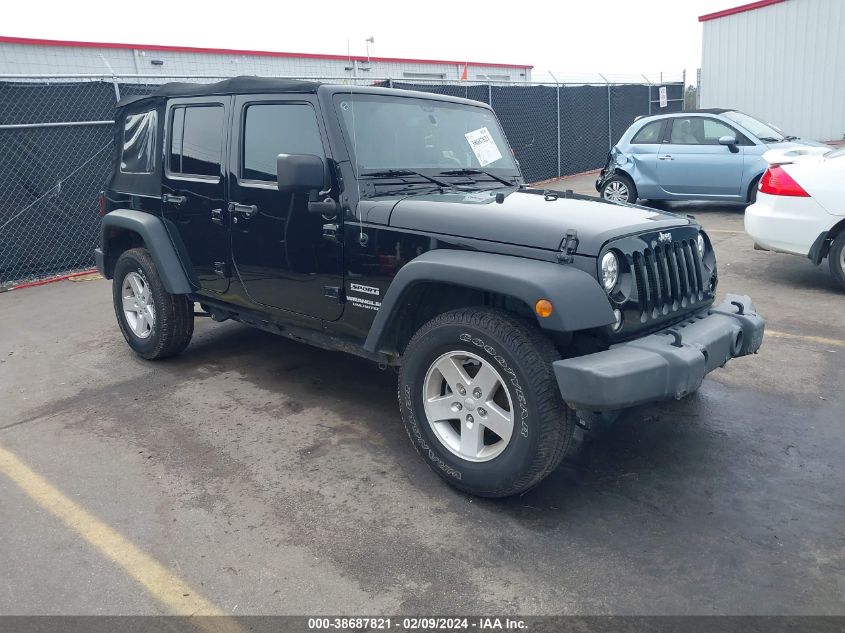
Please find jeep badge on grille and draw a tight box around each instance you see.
[658,232,672,243]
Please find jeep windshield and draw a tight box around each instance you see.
[333,93,520,186]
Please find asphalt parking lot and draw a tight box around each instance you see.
[1,177,844,616]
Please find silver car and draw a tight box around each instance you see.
[595,109,826,204]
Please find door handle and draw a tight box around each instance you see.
[658,155,674,161]
[162,194,187,206]
[228,202,259,218]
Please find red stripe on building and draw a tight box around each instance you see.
[0,35,533,70]
[699,0,787,22]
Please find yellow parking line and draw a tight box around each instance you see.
[767,330,845,347]
[0,444,243,632]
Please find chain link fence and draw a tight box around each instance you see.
[0,74,684,288]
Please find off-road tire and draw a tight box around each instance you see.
[829,234,845,291]
[600,174,638,204]
[398,308,576,497]
[112,248,194,360]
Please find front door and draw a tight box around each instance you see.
[161,98,230,293]
[657,116,744,198]
[228,95,343,320]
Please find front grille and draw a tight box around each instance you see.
[630,238,707,320]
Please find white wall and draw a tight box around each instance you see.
[0,41,531,83]
[700,0,845,141]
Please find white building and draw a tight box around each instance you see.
[699,0,845,142]
[0,35,532,83]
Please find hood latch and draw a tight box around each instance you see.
[557,229,579,264]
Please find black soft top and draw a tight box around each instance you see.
[117,76,321,109]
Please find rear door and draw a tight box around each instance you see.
[227,94,343,320]
[162,98,230,293]
[657,116,744,198]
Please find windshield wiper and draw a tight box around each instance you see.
[439,168,515,187]
[758,136,785,143]
[360,169,449,187]
[783,135,799,141]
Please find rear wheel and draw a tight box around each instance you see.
[600,174,637,204]
[829,234,845,291]
[112,248,194,359]
[398,308,576,497]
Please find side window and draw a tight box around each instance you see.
[168,105,224,178]
[670,117,740,146]
[242,103,325,182]
[631,120,664,144]
[120,110,157,173]
[669,117,706,145]
[702,118,738,144]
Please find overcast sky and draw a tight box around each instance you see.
[6,0,735,81]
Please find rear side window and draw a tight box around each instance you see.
[242,103,325,182]
[120,110,157,173]
[168,105,224,178]
[631,120,664,144]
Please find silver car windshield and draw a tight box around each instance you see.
[722,111,785,141]
[334,93,518,176]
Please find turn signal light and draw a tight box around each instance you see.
[759,166,809,197]
[535,299,554,318]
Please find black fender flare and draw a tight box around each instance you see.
[808,218,845,265]
[99,209,193,294]
[363,250,615,354]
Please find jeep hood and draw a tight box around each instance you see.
[382,188,693,256]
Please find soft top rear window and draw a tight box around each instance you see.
[120,110,157,174]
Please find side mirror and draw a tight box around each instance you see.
[276,154,326,192]
[718,135,740,153]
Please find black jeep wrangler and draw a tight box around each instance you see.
[96,77,764,497]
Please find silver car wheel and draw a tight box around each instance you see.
[121,271,155,339]
[840,246,845,274]
[603,180,630,202]
[422,351,514,463]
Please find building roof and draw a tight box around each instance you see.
[699,0,787,22]
[0,35,533,69]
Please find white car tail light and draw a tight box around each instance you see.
[759,166,810,197]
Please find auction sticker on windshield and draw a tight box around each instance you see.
[465,127,503,167]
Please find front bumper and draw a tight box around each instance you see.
[553,294,765,411]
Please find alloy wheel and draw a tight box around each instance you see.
[422,351,515,462]
[121,271,155,339]
[603,180,630,202]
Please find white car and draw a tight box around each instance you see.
[745,146,845,290]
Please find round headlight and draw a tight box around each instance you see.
[697,233,706,256]
[600,252,619,292]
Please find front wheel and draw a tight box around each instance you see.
[829,234,845,291]
[398,308,576,497]
[112,247,194,360]
[600,174,638,204]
